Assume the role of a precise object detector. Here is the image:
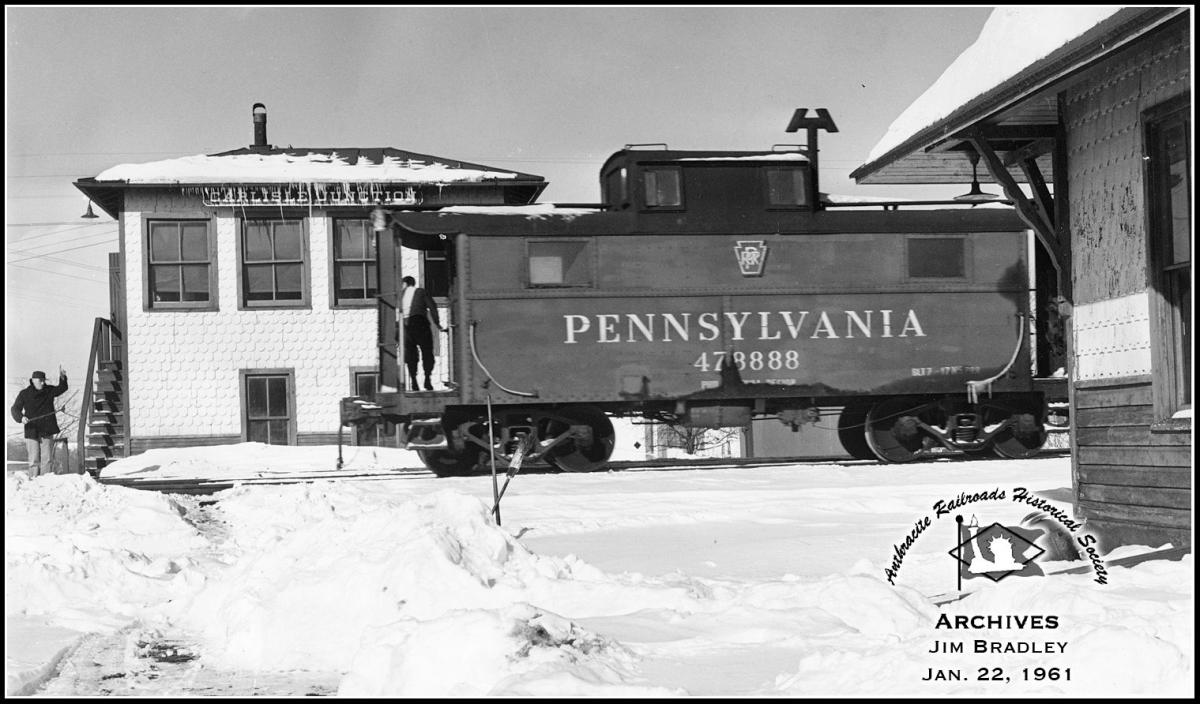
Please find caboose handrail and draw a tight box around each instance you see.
[468,320,538,398]
[966,313,1027,404]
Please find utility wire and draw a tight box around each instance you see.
[7,237,118,264]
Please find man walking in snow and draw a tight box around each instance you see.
[11,368,69,477]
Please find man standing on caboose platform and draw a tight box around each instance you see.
[11,368,69,477]
[400,276,446,391]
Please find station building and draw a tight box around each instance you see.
[74,104,545,471]
[852,7,1191,549]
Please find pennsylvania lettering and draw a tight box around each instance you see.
[563,309,927,344]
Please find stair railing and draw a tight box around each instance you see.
[77,317,123,475]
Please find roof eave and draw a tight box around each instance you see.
[851,7,1186,185]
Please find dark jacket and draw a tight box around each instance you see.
[11,374,68,440]
[403,287,442,329]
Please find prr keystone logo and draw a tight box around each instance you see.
[733,240,768,276]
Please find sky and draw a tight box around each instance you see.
[7,447,1192,695]
[3,5,1000,429]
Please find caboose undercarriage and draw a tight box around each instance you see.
[342,387,1053,477]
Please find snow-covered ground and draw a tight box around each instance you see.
[5,444,1193,697]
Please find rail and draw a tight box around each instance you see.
[77,317,123,474]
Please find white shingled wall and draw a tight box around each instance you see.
[124,192,382,440]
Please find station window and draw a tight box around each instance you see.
[907,237,966,278]
[146,220,216,310]
[241,219,309,308]
[643,167,682,208]
[528,240,591,287]
[766,167,809,207]
[332,219,377,306]
[241,370,294,445]
[1145,98,1191,419]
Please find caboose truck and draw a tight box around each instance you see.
[340,109,1066,476]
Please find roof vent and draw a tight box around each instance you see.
[252,103,270,149]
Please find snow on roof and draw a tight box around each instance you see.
[93,151,522,185]
[672,153,809,162]
[866,6,1125,163]
[435,204,600,221]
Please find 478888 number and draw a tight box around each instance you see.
[693,350,801,372]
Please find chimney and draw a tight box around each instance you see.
[252,103,270,148]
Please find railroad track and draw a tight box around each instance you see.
[95,448,1069,497]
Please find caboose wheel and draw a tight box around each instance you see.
[990,412,1046,459]
[837,403,877,461]
[864,397,930,463]
[540,405,615,473]
[417,449,480,477]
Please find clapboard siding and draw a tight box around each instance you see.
[297,433,343,446]
[1077,464,1191,489]
[1077,445,1191,468]
[1073,377,1191,551]
[1074,405,1154,428]
[1075,425,1190,446]
[1077,500,1190,530]
[1073,381,1153,408]
[132,435,242,452]
[1079,485,1191,510]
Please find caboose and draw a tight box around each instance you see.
[341,110,1063,475]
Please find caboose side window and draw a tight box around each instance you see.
[528,240,592,287]
[766,167,809,207]
[145,219,217,310]
[643,167,683,208]
[332,218,377,307]
[1145,98,1191,418]
[240,219,310,308]
[907,237,966,278]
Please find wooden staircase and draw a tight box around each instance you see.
[79,318,126,477]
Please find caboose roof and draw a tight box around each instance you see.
[75,147,546,218]
[600,149,808,174]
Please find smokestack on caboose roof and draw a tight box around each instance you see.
[252,102,270,149]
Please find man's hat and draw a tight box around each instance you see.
[31,371,46,380]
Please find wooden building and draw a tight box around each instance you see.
[852,7,1191,549]
[73,104,545,472]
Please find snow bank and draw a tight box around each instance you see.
[99,442,422,479]
[6,445,1192,696]
[773,557,1194,696]
[5,473,206,632]
[338,605,675,697]
[179,486,678,694]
